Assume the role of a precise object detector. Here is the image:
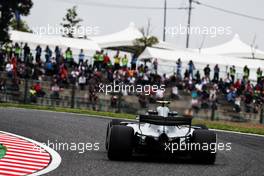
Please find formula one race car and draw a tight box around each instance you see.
[105,101,217,164]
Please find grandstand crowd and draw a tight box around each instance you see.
[0,42,264,114]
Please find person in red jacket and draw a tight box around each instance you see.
[34,82,46,97]
[233,79,241,89]
[103,53,110,69]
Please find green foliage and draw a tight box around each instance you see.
[10,18,32,33]
[0,0,33,44]
[133,27,159,57]
[60,6,83,38]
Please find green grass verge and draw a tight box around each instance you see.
[0,144,7,159]
[0,103,135,119]
[0,102,263,135]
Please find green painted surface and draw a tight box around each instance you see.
[0,144,7,159]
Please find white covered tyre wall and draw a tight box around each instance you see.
[107,125,134,160]
[191,129,217,164]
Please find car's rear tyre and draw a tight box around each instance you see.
[105,119,123,150]
[105,123,111,150]
[110,119,122,126]
[191,129,216,164]
[194,124,208,130]
[107,125,134,160]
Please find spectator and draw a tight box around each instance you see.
[171,85,179,100]
[209,85,217,102]
[234,96,241,112]
[131,55,137,70]
[78,49,85,64]
[184,69,189,80]
[256,67,262,83]
[234,79,242,93]
[50,83,60,99]
[0,50,4,71]
[3,42,12,58]
[244,90,253,112]
[114,51,121,71]
[224,73,232,89]
[138,93,147,108]
[45,60,53,76]
[227,89,236,104]
[89,87,98,110]
[188,60,195,78]
[70,67,80,84]
[229,65,236,83]
[111,95,118,107]
[65,47,73,67]
[45,46,52,62]
[34,82,46,97]
[204,64,211,80]
[195,70,201,83]
[35,45,42,61]
[14,43,21,59]
[29,86,37,103]
[5,60,13,78]
[78,74,86,90]
[11,54,17,78]
[176,58,182,79]
[23,43,30,62]
[59,64,69,87]
[213,64,220,82]
[122,54,129,69]
[55,46,61,63]
[200,86,210,110]
[191,89,199,113]
[93,51,100,70]
[0,78,6,92]
[245,80,253,92]
[153,58,158,74]
[103,53,111,69]
[243,65,250,80]
[155,88,164,100]
[98,50,104,71]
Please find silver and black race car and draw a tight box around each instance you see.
[105,101,217,164]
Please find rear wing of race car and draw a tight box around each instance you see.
[139,115,192,126]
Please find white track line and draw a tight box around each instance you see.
[211,129,264,137]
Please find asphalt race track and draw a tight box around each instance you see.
[0,108,263,176]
